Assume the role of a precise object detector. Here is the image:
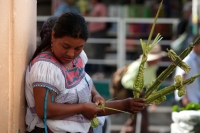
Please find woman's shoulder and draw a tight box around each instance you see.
[30,51,61,68]
[27,52,65,93]
[79,50,88,65]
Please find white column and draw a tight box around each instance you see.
[117,18,126,69]
[0,0,36,132]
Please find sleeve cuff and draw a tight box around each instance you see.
[33,82,59,95]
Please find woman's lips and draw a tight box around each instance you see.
[63,57,73,62]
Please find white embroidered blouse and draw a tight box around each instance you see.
[25,50,93,133]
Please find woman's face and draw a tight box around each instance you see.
[51,32,85,65]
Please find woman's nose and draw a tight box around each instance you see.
[66,49,75,57]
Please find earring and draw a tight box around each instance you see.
[51,41,54,53]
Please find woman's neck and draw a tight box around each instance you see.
[64,62,74,68]
[44,49,74,68]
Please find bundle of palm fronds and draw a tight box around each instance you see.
[133,0,200,105]
[91,0,200,127]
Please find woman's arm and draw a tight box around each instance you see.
[33,87,100,120]
[181,74,190,107]
[97,98,146,116]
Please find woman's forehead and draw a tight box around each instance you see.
[58,36,85,46]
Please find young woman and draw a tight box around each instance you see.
[25,12,146,133]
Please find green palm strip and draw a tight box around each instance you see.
[167,49,191,73]
[147,0,163,45]
[133,0,163,98]
[145,74,200,104]
[91,98,130,128]
[144,36,200,99]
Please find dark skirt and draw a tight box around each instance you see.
[26,126,94,133]
[26,126,45,133]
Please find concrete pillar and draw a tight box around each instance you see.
[0,0,36,132]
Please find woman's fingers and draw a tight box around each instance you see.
[131,98,147,107]
[133,98,146,102]
[132,106,146,113]
[132,101,147,107]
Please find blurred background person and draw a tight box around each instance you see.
[171,1,193,54]
[174,35,200,107]
[54,0,80,16]
[76,0,90,15]
[110,44,166,133]
[84,0,108,79]
[175,1,192,38]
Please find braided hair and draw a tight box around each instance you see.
[40,16,59,41]
[31,16,58,60]
[31,12,89,60]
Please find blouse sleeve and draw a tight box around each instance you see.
[80,50,88,66]
[28,61,65,94]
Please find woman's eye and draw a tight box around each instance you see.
[75,48,82,50]
[62,45,69,49]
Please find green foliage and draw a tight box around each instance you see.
[185,102,200,110]
[172,102,200,112]
[172,105,180,112]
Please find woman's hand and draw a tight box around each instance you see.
[122,98,146,113]
[92,94,105,106]
[81,102,102,120]
[91,84,105,105]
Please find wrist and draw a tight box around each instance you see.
[79,103,85,114]
[121,99,127,111]
[122,98,131,112]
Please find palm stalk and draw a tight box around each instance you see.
[143,36,200,99]
[147,0,163,46]
[145,74,200,104]
[133,0,163,98]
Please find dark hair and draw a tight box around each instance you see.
[40,16,59,41]
[32,12,89,60]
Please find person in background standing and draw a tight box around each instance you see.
[54,0,80,16]
[170,1,193,55]
[85,0,108,79]
[174,35,200,107]
[175,1,192,38]
[76,0,90,15]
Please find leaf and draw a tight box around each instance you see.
[91,117,100,128]
[174,75,186,97]
[178,87,186,97]
[153,96,166,104]
[167,49,191,73]
[147,95,166,104]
